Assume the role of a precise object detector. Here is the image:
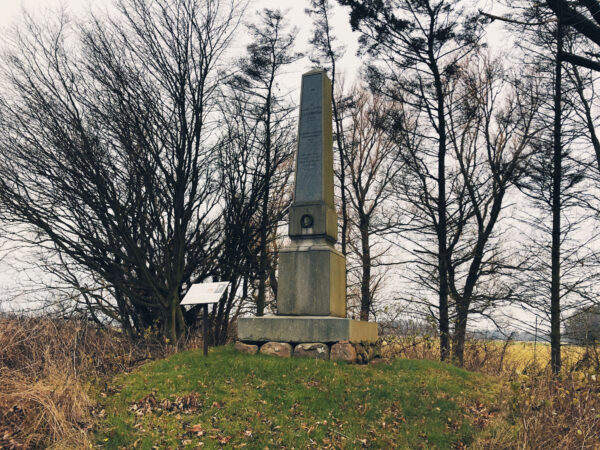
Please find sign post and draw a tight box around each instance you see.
[181,282,230,356]
[203,304,209,356]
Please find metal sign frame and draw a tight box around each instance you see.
[181,282,230,356]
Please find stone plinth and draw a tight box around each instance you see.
[277,240,346,317]
[238,316,378,344]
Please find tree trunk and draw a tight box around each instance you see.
[432,62,450,361]
[331,66,348,256]
[214,281,235,346]
[213,275,234,346]
[551,22,563,375]
[269,264,278,300]
[257,97,273,317]
[452,304,468,366]
[257,223,268,316]
[359,215,371,321]
[165,295,178,344]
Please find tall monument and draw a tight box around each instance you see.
[238,69,377,344]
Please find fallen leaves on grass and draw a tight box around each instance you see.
[463,402,497,428]
[130,391,202,416]
[188,423,205,435]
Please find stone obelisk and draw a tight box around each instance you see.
[238,69,377,344]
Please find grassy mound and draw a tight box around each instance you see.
[95,346,502,448]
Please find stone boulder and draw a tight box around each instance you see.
[260,341,292,358]
[234,341,259,355]
[294,343,329,360]
[330,341,357,363]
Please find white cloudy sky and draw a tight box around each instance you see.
[0,0,509,88]
[0,0,524,331]
[0,0,364,87]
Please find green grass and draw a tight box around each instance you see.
[95,346,500,449]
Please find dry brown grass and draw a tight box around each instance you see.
[380,334,600,449]
[0,316,200,449]
[506,371,600,449]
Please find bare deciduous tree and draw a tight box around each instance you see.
[444,54,541,364]
[339,0,482,360]
[229,8,301,317]
[0,0,243,341]
[341,87,403,321]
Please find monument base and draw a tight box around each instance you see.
[278,241,346,317]
[237,316,378,343]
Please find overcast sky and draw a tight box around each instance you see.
[0,0,509,88]
[0,0,522,330]
[0,0,364,90]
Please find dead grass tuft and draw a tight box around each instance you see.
[0,315,195,449]
[1,368,92,449]
[508,370,600,449]
[380,333,600,448]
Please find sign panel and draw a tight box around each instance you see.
[180,282,230,305]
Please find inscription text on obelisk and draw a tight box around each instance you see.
[295,73,323,203]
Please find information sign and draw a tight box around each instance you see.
[180,282,230,357]
[180,282,230,305]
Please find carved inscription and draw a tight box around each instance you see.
[295,73,323,203]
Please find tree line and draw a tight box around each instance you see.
[0,0,599,373]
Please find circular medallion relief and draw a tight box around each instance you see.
[300,214,314,229]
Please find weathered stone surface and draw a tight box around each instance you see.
[330,341,357,363]
[234,341,258,355]
[289,70,336,243]
[280,69,343,318]
[294,69,334,209]
[238,316,378,343]
[277,241,346,317]
[260,342,292,358]
[288,203,337,242]
[294,343,329,360]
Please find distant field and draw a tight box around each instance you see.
[380,336,589,374]
[501,341,586,371]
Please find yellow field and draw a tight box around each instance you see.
[502,341,586,372]
[379,336,592,375]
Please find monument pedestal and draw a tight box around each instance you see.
[277,239,346,317]
[238,316,378,343]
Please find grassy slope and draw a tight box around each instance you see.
[96,346,502,449]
